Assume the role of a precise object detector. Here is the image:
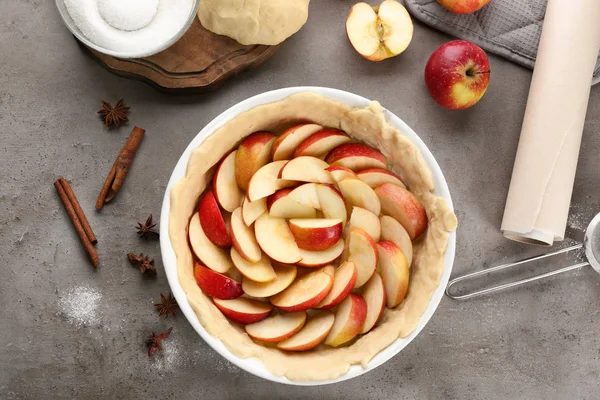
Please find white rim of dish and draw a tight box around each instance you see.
[160,86,456,386]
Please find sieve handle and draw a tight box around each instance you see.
[446,244,589,300]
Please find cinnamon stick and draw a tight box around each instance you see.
[55,178,99,268]
[58,177,97,244]
[96,126,145,209]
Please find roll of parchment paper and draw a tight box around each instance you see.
[501,0,600,246]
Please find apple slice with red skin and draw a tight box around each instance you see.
[380,215,413,266]
[277,311,335,351]
[376,240,410,308]
[357,168,406,190]
[245,311,307,342]
[212,151,244,212]
[242,196,266,226]
[349,206,381,242]
[230,248,276,283]
[270,265,334,312]
[324,294,367,347]
[347,228,378,288]
[316,184,347,228]
[317,261,358,309]
[267,188,317,219]
[271,124,323,161]
[194,262,243,300]
[325,143,387,171]
[198,190,232,247]
[325,166,357,182]
[189,212,234,273]
[247,160,294,202]
[230,207,261,262]
[298,239,345,267]
[235,132,276,191]
[242,264,297,298]
[213,297,273,324]
[359,272,386,333]
[374,183,428,239]
[254,213,302,264]
[338,178,381,216]
[292,129,352,159]
[278,156,335,184]
[288,183,321,210]
[437,0,491,15]
[288,218,343,251]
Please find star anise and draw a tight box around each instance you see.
[97,99,129,128]
[146,327,172,357]
[136,214,159,239]
[127,253,156,274]
[155,292,177,318]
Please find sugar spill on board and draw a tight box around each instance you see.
[58,285,102,327]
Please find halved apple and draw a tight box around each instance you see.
[317,261,358,309]
[380,215,413,266]
[338,178,381,216]
[213,297,273,324]
[316,184,347,228]
[230,207,261,262]
[374,183,427,239]
[254,213,302,264]
[346,0,414,62]
[194,262,243,300]
[270,265,334,311]
[347,228,378,287]
[230,248,276,283]
[277,311,335,351]
[288,218,343,251]
[245,311,307,342]
[298,239,345,267]
[242,196,267,226]
[279,156,335,184]
[212,151,244,212]
[349,206,381,242]
[292,129,352,159]
[324,294,367,347]
[357,167,406,189]
[235,132,276,191]
[359,272,386,333]
[242,263,297,298]
[198,190,232,247]
[271,124,323,161]
[376,240,409,308]
[189,212,234,273]
[325,143,387,171]
[288,183,321,209]
[247,160,294,202]
[267,188,317,219]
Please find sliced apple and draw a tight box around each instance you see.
[316,184,348,228]
[279,156,335,184]
[235,132,276,191]
[189,212,234,273]
[359,272,386,333]
[277,311,335,351]
[270,265,334,311]
[247,160,294,202]
[374,183,427,239]
[230,248,276,283]
[349,206,381,242]
[357,167,406,190]
[267,188,317,219]
[193,262,243,300]
[242,196,267,226]
[213,297,273,324]
[347,228,378,288]
[346,0,414,62]
[230,207,261,262]
[325,143,387,171]
[245,311,307,342]
[338,178,381,216]
[292,129,352,159]
[211,151,244,212]
[317,261,358,309]
[254,213,302,264]
[325,165,358,182]
[288,183,321,210]
[242,263,297,298]
[288,218,343,251]
[271,124,323,161]
[324,294,367,347]
[197,190,232,247]
[380,215,413,266]
[376,240,410,308]
[298,239,345,267]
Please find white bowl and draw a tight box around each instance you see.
[160,87,456,386]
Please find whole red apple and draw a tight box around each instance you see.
[437,0,491,14]
[424,40,490,110]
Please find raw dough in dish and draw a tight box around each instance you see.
[197,0,311,45]
[169,92,457,382]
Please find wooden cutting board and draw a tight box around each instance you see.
[82,17,280,94]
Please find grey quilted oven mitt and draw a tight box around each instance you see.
[404,0,600,85]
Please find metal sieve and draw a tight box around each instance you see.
[446,213,600,300]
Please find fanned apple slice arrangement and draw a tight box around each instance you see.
[188,124,428,352]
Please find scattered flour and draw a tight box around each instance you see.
[59,285,102,327]
[152,337,181,372]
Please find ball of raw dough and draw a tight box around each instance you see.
[198,0,310,45]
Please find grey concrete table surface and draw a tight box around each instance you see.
[1,1,599,399]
